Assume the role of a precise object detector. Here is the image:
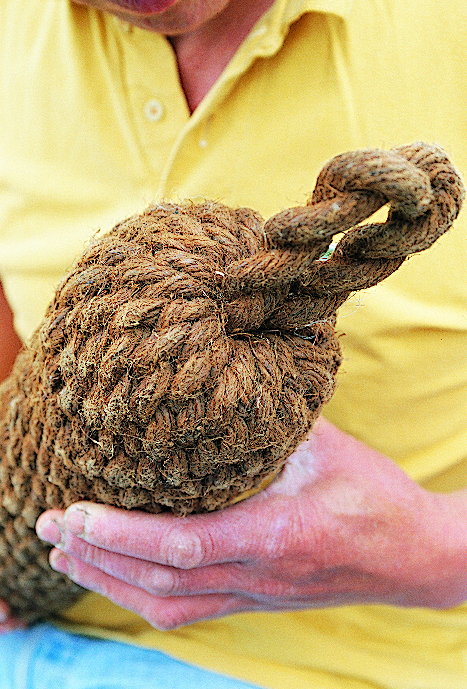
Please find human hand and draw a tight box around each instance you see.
[0,601,27,634]
[35,418,467,629]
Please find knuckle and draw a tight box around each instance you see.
[148,567,182,596]
[146,604,186,631]
[164,525,210,569]
[82,542,107,569]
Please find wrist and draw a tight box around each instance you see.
[419,490,467,609]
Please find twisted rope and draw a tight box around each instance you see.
[226,142,464,324]
[0,141,463,620]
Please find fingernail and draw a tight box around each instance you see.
[36,519,62,546]
[50,550,70,575]
[64,506,87,537]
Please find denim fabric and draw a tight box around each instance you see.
[0,623,263,689]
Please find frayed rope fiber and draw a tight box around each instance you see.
[0,142,464,620]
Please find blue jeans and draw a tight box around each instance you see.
[0,623,263,689]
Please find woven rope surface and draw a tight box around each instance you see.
[0,142,463,620]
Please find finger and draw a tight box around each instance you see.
[59,500,275,569]
[53,537,247,596]
[36,509,66,545]
[47,533,290,599]
[0,620,28,634]
[0,600,11,623]
[0,600,27,634]
[49,550,257,629]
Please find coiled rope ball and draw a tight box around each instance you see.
[0,142,464,621]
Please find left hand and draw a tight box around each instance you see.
[35,418,467,629]
[0,601,28,634]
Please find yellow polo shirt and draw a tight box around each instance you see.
[1,1,467,687]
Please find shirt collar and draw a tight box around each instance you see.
[247,0,352,57]
[166,0,353,124]
[236,0,352,63]
[282,0,353,21]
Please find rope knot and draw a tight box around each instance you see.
[224,142,464,327]
[0,142,464,620]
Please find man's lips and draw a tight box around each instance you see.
[106,0,179,14]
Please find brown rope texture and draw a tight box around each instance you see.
[0,142,464,621]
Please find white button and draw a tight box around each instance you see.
[144,99,165,122]
[250,24,268,39]
[113,16,133,33]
